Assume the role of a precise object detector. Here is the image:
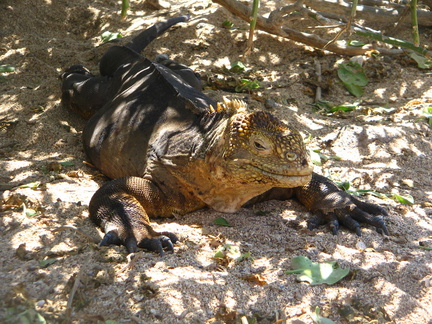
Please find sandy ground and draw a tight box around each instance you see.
[1,0,432,323]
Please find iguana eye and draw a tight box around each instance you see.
[249,135,271,154]
[253,141,267,151]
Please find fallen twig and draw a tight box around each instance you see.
[323,0,358,49]
[65,264,87,323]
[267,0,305,26]
[314,59,322,102]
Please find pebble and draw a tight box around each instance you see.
[356,241,367,251]
[36,300,46,308]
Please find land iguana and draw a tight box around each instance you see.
[60,16,389,255]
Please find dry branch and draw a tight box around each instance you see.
[214,0,392,55]
[213,0,432,56]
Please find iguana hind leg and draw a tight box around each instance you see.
[60,65,111,119]
[90,177,178,255]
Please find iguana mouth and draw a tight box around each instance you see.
[246,164,313,186]
[249,163,313,177]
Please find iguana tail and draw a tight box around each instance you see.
[99,15,188,76]
[125,15,189,53]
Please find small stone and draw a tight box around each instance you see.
[401,179,414,187]
[36,300,46,308]
[356,241,367,251]
[350,55,365,66]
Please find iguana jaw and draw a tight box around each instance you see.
[246,164,313,187]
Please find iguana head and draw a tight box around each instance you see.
[208,98,313,188]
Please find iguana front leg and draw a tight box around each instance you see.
[89,177,179,254]
[293,173,389,235]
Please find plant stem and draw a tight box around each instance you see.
[353,26,429,57]
[410,0,419,46]
[121,0,130,18]
[245,0,260,56]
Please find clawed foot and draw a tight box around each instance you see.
[60,64,93,80]
[100,230,179,255]
[307,202,389,236]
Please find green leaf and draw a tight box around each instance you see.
[9,308,47,324]
[214,244,239,259]
[229,61,246,73]
[417,245,432,250]
[0,64,16,73]
[392,193,414,205]
[311,306,336,324]
[342,82,364,97]
[101,31,123,43]
[330,104,357,112]
[285,256,350,285]
[19,181,41,189]
[235,79,260,92]
[214,217,232,227]
[337,62,368,97]
[423,106,432,118]
[214,244,251,262]
[338,62,368,86]
[312,149,342,164]
[422,106,432,127]
[225,245,241,262]
[59,161,74,166]
[347,40,366,47]
[222,20,234,29]
[25,208,37,217]
[238,251,253,262]
[214,249,225,259]
[310,150,322,166]
[409,52,432,69]
[312,100,358,114]
[356,189,387,199]
[337,181,351,191]
[39,258,57,268]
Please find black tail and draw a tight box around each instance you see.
[99,16,189,76]
[125,15,189,53]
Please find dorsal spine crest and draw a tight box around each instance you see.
[209,97,248,115]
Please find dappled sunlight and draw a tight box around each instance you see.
[1,0,432,323]
[258,53,282,65]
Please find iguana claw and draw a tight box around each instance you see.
[99,229,178,255]
[138,233,178,256]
